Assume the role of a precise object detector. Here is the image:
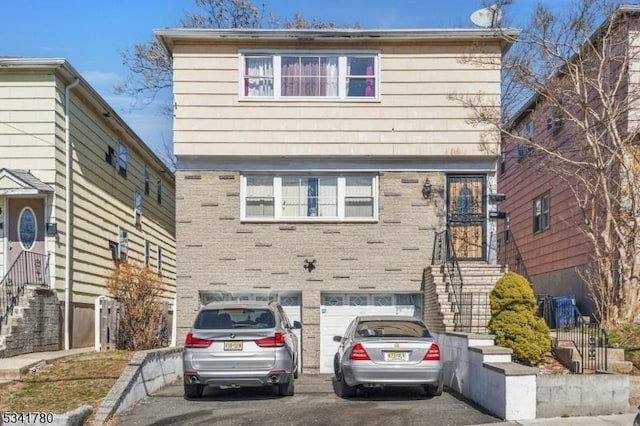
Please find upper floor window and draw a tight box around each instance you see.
[144,240,151,267]
[118,226,129,262]
[533,192,550,233]
[242,174,378,221]
[133,192,142,227]
[144,165,150,195]
[157,177,162,204]
[241,52,378,100]
[157,245,163,275]
[118,141,128,177]
[515,120,534,160]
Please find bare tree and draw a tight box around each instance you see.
[458,0,640,326]
[116,0,355,170]
[116,0,354,109]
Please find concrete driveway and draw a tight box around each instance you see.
[114,375,502,426]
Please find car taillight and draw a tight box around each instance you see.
[423,343,440,361]
[185,333,213,348]
[255,332,285,347]
[349,343,371,361]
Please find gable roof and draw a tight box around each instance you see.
[0,169,54,195]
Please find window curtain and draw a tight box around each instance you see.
[281,56,338,97]
[318,177,338,216]
[246,176,274,217]
[245,57,273,96]
[282,177,304,216]
[345,176,373,217]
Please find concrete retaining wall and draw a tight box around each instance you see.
[537,373,629,417]
[92,347,183,426]
[436,332,537,421]
[435,331,631,421]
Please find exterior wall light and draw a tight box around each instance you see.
[422,178,432,199]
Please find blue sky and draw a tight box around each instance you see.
[2,0,571,158]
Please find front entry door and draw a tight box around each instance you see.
[447,175,486,261]
[7,198,45,268]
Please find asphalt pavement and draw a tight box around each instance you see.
[0,349,636,426]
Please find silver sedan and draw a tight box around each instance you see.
[333,315,443,398]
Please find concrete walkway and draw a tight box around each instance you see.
[0,348,637,426]
[0,347,93,382]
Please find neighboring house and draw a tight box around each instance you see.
[0,58,176,353]
[156,28,517,373]
[497,6,640,316]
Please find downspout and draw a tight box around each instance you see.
[64,77,80,351]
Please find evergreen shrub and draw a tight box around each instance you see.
[487,272,551,365]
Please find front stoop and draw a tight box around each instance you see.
[0,285,61,358]
[554,341,633,373]
[423,262,504,334]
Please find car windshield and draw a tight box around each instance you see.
[195,308,275,329]
[355,320,430,338]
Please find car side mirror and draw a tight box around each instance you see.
[293,321,302,329]
[333,335,342,342]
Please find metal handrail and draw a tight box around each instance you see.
[432,229,464,330]
[552,301,608,373]
[496,229,530,280]
[0,251,50,333]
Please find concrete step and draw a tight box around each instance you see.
[553,344,632,373]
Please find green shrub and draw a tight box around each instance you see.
[488,272,551,365]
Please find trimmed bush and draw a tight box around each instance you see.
[488,272,551,365]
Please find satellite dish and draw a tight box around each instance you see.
[470,5,502,28]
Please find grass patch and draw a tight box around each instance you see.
[0,350,133,419]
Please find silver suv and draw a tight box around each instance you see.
[182,301,301,399]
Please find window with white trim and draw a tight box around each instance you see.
[242,52,378,100]
[118,141,127,177]
[133,192,142,226]
[242,174,378,221]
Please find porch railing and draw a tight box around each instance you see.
[0,251,50,333]
[495,229,529,280]
[541,296,608,373]
[432,229,464,330]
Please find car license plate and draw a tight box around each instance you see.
[385,351,409,362]
[224,341,243,351]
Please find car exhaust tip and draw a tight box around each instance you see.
[269,375,279,383]
[189,375,200,383]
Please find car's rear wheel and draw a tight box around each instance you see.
[336,369,357,398]
[184,383,204,399]
[423,382,443,397]
[278,373,295,396]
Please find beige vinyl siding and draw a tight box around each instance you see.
[172,40,501,158]
[0,71,57,180]
[49,78,176,306]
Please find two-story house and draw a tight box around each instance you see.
[156,28,517,373]
[0,58,176,354]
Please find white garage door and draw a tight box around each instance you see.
[319,293,420,374]
[279,294,303,373]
